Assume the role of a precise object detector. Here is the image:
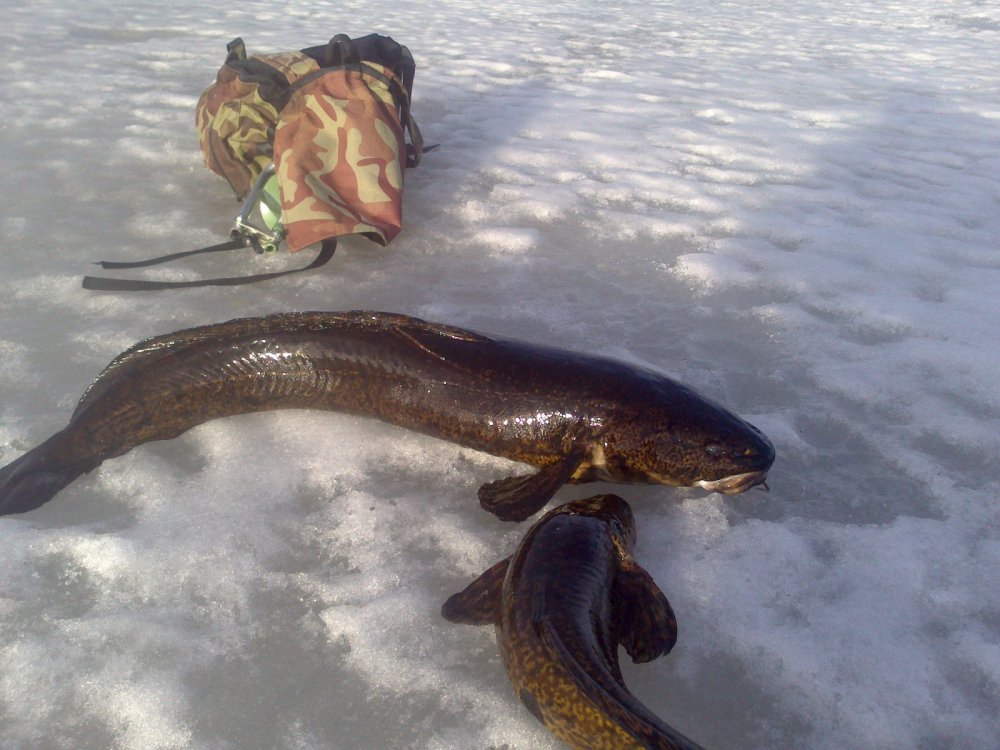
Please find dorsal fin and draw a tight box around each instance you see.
[72,311,495,421]
[71,312,330,419]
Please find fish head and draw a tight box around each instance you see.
[601,381,775,494]
[558,493,636,548]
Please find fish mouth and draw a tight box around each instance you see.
[695,470,769,495]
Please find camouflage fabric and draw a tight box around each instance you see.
[194,36,423,252]
[195,51,319,198]
[273,64,407,250]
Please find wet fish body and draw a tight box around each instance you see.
[0,311,773,517]
[442,494,706,750]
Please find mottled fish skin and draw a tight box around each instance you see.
[0,311,773,517]
[442,495,707,750]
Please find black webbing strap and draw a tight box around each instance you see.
[93,237,246,269]
[82,239,336,291]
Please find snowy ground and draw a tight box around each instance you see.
[1,1,999,748]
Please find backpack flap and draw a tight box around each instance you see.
[272,63,409,251]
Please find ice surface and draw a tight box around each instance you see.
[1,0,999,748]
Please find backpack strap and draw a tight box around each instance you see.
[90,237,247,269]
[81,239,336,291]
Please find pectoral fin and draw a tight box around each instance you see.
[440,556,511,625]
[613,561,678,663]
[478,448,588,522]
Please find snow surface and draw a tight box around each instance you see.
[1,0,999,748]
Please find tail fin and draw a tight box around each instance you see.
[0,435,85,516]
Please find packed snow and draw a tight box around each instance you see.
[1,0,998,748]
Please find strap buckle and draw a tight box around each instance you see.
[231,163,285,253]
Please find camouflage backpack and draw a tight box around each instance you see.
[84,34,427,290]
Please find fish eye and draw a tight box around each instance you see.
[704,441,723,457]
